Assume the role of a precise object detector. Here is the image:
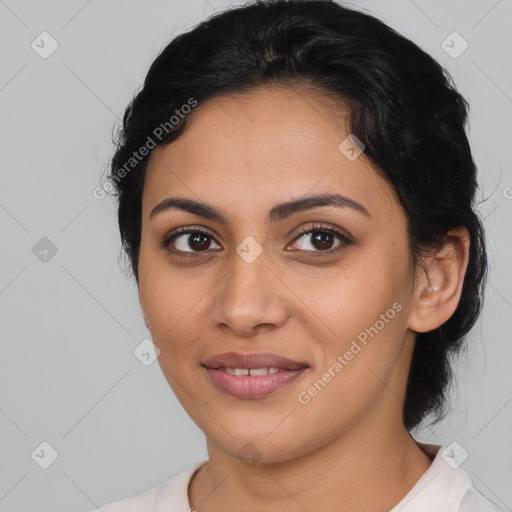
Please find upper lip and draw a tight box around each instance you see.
[202,352,309,370]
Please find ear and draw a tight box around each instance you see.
[408,226,470,333]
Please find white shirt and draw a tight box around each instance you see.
[88,443,506,512]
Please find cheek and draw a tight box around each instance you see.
[300,241,411,384]
[138,247,204,361]
[295,245,408,338]
[139,239,200,314]
[295,298,408,436]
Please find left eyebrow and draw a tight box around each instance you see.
[149,192,371,223]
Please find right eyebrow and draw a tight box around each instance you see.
[149,193,371,224]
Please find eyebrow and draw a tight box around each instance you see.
[149,193,371,223]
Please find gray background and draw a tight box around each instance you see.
[0,0,511,510]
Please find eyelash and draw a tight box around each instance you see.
[161,223,353,258]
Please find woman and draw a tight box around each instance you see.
[90,0,505,510]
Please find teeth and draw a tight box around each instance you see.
[249,368,269,376]
[224,367,281,376]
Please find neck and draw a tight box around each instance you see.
[189,410,433,512]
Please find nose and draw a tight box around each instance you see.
[209,250,289,337]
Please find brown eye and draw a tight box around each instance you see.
[307,231,336,250]
[163,228,222,255]
[289,224,352,256]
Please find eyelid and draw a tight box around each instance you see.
[291,222,353,243]
[161,225,218,250]
[285,223,353,256]
[162,222,353,256]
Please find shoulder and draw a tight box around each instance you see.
[459,486,508,512]
[86,461,207,512]
[391,442,507,512]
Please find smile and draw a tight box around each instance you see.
[203,366,308,398]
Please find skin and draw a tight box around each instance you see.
[138,84,470,512]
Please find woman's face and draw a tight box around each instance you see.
[138,85,419,463]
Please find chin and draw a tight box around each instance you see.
[206,422,317,466]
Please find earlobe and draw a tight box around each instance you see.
[408,226,470,334]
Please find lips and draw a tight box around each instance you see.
[202,352,309,371]
[201,352,309,399]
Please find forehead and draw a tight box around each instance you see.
[143,86,399,223]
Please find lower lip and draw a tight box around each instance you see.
[204,367,308,398]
